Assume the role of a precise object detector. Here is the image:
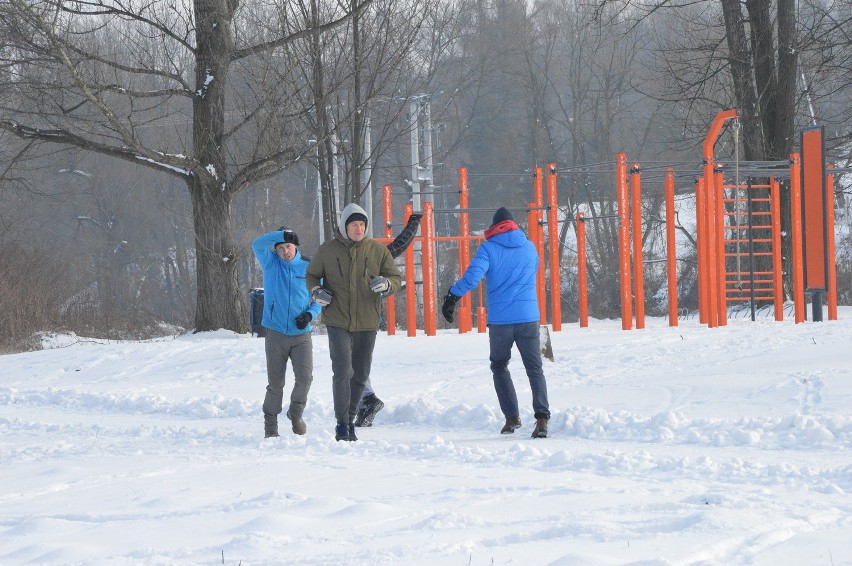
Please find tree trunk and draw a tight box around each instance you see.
[721,0,765,161]
[191,0,247,333]
[746,0,779,158]
[774,0,798,299]
[189,178,246,332]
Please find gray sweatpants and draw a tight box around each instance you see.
[263,329,313,432]
[327,325,377,424]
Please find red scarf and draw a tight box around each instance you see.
[484,219,518,239]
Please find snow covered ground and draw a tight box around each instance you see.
[1,310,851,565]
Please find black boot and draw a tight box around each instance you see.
[335,422,350,441]
[355,394,385,427]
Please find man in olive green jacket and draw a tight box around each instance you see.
[306,203,401,441]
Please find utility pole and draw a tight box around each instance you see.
[363,114,374,236]
[407,95,435,315]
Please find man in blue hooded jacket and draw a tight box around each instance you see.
[253,226,322,438]
[441,207,551,438]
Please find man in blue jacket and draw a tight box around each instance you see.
[441,207,551,438]
[253,226,322,438]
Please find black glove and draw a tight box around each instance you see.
[295,312,312,329]
[441,291,460,323]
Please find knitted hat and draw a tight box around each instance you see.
[345,212,369,228]
[274,225,300,247]
[491,207,514,226]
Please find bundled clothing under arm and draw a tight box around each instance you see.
[449,226,539,325]
[252,231,322,336]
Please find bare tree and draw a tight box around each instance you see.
[0,0,373,332]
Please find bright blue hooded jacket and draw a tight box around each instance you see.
[252,231,322,336]
[449,226,540,325]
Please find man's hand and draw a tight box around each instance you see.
[441,290,460,323]
[295,312,312,329]
[369,275,390,294]
[311,286,333,306]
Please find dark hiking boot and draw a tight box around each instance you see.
[264,429,279,439]
[348,423,358,441]
[532,417,548,438]
[355,394,385,427]
[287,410,307,435]
[335,423,350,441]
[500,415,522,434]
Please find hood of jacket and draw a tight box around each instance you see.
[338,202,370,240]
[487,227,528,248]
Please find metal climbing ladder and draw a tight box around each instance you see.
[721,177,784,320]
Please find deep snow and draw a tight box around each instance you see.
[1,311,851,565]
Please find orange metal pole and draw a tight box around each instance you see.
[458,168,472,333]
[826,167,838,320]
[383,185,396,335]
[665,170,679,327]
[533,168,547,325]
[714,167,727,327]
[630,164,645,329]
[576,212,588,328]
[616,153,633,330]
[404,204,418,336]
[704,167,719,328]
[702,109,737,328]
[770,179,784,321]
[696,177,707,324]
[422,202,436,336]
[546,163,562,331]
[789,154,805,323]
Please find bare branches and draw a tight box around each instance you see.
[231,0,375,61]
[0,120,192,179]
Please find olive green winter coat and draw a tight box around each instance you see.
[306,233,401,332]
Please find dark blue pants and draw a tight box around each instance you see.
[489,321,550,420]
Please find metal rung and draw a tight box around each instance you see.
[724,225,772,230]
[725,252,774,257]
[724,184,772,189]
[726,271,774,276]
[727,290,774,295]
[726,277,774,282]
[723,197,772,203]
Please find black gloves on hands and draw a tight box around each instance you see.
[441,291,460,323]
[369,275,390,294]
[295,312,312,330]
[311,286,333,306]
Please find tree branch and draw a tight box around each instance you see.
[0,121,193,180]
[231,0,374,61]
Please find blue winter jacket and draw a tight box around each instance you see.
[450,228,540,325]
[252,232,322,336]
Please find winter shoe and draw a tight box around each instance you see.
[264,428,279,439]
[354,394,385,427]
[287,410,306,435]
[500,415,522,434]
[348,423,358,442]
[532,417,548,439]
[335,423,350,441]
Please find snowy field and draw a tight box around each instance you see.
[1,310,851,565]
